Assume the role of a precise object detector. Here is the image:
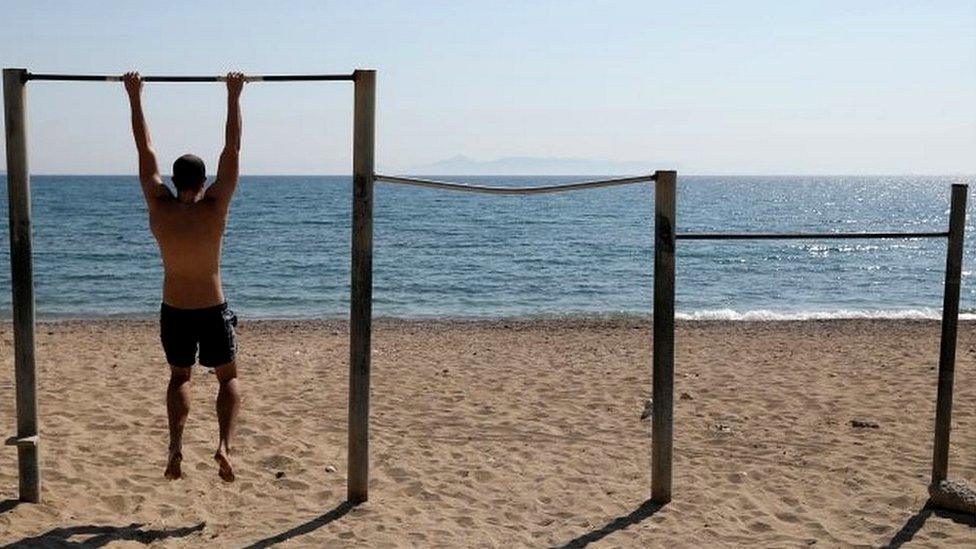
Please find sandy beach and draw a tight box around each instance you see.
[0,318,973,547]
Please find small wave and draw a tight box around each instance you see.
[676,308,976,321]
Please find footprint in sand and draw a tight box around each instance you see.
[273,478,309,490]
[129,406,153,418]
[385,466,412,481]
[100,494,145,514]
[774,512,800,523]
[260,454,296,470]
[473,469,493,482]
[748,520,773,533]
[454,516,476,528]
[403,481,425,496]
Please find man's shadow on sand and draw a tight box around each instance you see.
[0,499,354,548]
[3,521,205,548]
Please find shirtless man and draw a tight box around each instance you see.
[124,71,244,482]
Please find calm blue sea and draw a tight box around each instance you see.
[0,175,972,320]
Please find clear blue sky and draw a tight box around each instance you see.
[2,1,974,175]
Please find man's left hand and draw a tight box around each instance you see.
[226,72,245,97]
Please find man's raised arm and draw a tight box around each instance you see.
[124,72,167,202]
[207,72,245,204]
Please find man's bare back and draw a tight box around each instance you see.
[152,196,227,308]
[125,71,245,483]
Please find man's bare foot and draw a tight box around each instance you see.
[164,450,183,480]
[215,450,235,482]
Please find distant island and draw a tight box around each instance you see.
[409,155,666,176]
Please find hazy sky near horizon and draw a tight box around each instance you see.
[2,1,974,175]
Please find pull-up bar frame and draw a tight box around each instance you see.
[3,67,374,504]
[8,66,966,515]
[655,183,969,508]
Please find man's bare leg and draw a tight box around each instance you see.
[166,366,192,479]
[214,362,240,482]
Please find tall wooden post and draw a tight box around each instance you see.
[931,183,968,485]
[348,69,376,504]
[652,170,676,504]
[3,68,40,503]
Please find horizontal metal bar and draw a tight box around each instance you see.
[677,231,949,240]
[26,73,354,83]
[374,174,656,195]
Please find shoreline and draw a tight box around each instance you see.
[4,312,976,324]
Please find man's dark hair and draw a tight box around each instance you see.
[172,154,206,193]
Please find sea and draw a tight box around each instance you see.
[0,175,972,320]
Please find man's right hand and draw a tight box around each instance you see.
[225,72,245,98]
[124,72,143,98]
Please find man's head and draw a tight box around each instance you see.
[172,154,207,197]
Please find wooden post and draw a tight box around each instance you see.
[652,170,676,504]
[3,68,40,503]
[348,69,375,504]
[931,183,968,485]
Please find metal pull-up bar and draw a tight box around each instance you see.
[676,230,949,240]
[24,72,355,83]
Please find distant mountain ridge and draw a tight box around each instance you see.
[410,155,661,176]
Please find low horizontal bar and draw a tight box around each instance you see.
[677,231,949,240]
[26,73,354,83]
[374,174,656,195]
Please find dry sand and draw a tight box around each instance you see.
[0,318,973,547]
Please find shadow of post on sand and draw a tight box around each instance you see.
[556,499,664,548]
[243,500,356,549]
[884,502,975,548]
[0,499,20,515]
[5,522,205,547]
